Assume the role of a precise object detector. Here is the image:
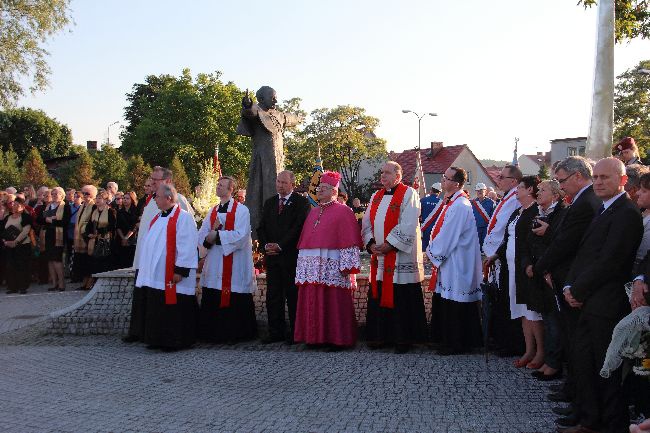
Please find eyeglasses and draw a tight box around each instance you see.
[497,175,515,180]
[554,172,576,184]
[315,186,333,192]
[442,175,458,183]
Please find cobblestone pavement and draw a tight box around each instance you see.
[0,285,559,433]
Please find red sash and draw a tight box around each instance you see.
[471,198,490,224]
[209,201,239,308]
[427,192,467,291]
[421,199,445,232]
[149,206,182,305]
[145,194,153,206]
[369,183,408,309]
[486,189,516,234]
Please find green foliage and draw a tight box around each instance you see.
[21,147,55,187]
[126,155,152,196]
[0,146,21,188]
[614,60,650,158]
[169,155,191,197]
[191,160,220,224]
[538,164,550,180]
[0,107,73,159]
[91,145,129,190]
[578,0,650,42]
[120,69,250,185]
[300,105,387,200]
[0,0,73,107]
[57,149,96,189]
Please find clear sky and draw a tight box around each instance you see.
[17,0,650,162]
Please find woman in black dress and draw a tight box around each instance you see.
[85,190,116,279]
[1,198,33,294]
[38,187,71,291]
[115,191,138,269]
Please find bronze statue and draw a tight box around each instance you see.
[237,86,303,236]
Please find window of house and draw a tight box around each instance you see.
[578,146,585,156]
[567,147,577,156]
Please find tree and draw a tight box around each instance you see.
[300,105,387,200]
[578,0,650,42]
[538,164,550,180]
[91,146,129,190]
[126,155,152,196]
[120,69,250,184]
[0,146,21,188]
[170,155,191,197]
[0,108,73,159]
[0,0,73,107]
[191,160,220,224]
[21,147,55,187]
[614,60,650,158]
[57,149,96,189]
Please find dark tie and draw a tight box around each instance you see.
[278,197,286,214]
[597,204,605,215]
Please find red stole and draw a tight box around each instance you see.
[369,183,408,309]
[208,200,239,308]
[149,206,182,305]
[145,194,153,206]
[471,198,490,223]
[486,189,516,234]
[427,191,467,291]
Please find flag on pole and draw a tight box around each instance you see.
[412,149,426,197]
[213,145,222,177]
[512,137,519,166]
[307,146,324,207]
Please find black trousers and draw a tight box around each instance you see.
[265,260,297,339]
[5,244,31,292]
[574,312,628,433]
[365,282,427,344]
[127,282,148,341]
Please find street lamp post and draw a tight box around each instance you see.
[106,121,119,147]
[401,110,437,150]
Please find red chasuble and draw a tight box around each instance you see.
[369,182,408,309]
[208,200,239,308]
[149,206,182,305]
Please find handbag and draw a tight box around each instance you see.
[1,225,21,241]
[93,237,112,258]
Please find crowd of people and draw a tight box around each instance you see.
[1,136,649,432]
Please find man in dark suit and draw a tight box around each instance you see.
[557,157,642,433]
[257,170,310,344]
[533,156,601,423]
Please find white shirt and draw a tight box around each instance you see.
[572,183,593,203]
[601,191,626,212]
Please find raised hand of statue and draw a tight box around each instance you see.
[242,89,253,109]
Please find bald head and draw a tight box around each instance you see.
[592,157,627,200]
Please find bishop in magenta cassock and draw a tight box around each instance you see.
[361,161,427,354]
[426,167,483,355]
[293,171,363,348]
[197,176,257,344]
[134,184,199,351]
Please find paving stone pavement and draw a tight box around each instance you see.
[0,284,560,433]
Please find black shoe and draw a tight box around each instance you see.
[555,415,578,427]
[536,370,563,381]
[122,335,140,343]
[548,383,565,393]
[19,289,27,294]
[437,347,461,356]
[548,392,571,403]
[47,287,57,292]
[552,406,573,416]
[284,336,295,345]
[6,289,17,294]
[58,287,65,292]
[261,336,283,344]
[367,341,385,350]
[160,347,178,353]
[394,344,410,354]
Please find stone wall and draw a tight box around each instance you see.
[48,270,433,336]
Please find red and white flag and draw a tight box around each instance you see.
[412,150,426,197]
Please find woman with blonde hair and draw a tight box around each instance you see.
[38,186,71,291]
[85,190,116,280]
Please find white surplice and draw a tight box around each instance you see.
[134,205,198,294]
[482,188,521,257]
[361,186,424,284]
[197,199,256,294]
[426,191,482,302]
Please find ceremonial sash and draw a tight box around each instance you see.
[87,207,110,256]
[39,203,66,251]
[369,183,408,309]
[486,189,516,234]
[471,199,490,224]
[421,199,445,233]
[145,194,153,206]
[149,206,182,305]
[427,191,467,291]
[208,201,239,308]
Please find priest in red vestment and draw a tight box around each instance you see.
[294,171,363,348]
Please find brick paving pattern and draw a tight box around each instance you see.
[0,281,558,433]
